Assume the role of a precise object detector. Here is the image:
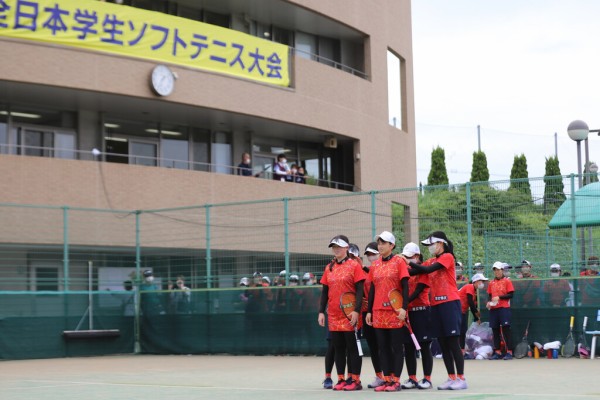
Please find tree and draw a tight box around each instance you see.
[427,146,449,186]
[583,161,599,185]
[470,151,490,183]
[543,156,566,212]
[509,154,531,197]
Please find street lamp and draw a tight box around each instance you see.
[567,120,593,270]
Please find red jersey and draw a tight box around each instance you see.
[362,267,373,312]
[458,283,477,314]
[487,277,514,309]
[320,258,367,331]
[408,273,431,309]
[368,255,410,329]
[422,252,460,306]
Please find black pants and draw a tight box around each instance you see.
[375,328,404,377]
[438,336,464,375]
[362,313,381,374]
[331,331,362,377]
[405,340,433,377]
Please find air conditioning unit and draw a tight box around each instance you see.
[324,137,337,149]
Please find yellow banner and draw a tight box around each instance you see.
[0,0,290,87]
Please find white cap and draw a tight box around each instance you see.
[401,242,420,257]
[474,262,484,269]
[239,277,249,286]
[376,231,396,245]
[550,263,561,270]
[492,261,504,270]
[279,270,287,277]
[289,274,299,281]
[262,276,271,284]
[471,273,489,283]
[456,261,463,268]
[421,236,448,246]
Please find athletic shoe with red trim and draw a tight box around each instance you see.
[343,380,362,391]
[374,382,391,392]
[384,382,401,392]
[333,378,351,391]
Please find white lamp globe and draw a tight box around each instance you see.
[567,120,589,142]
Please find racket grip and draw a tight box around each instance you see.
[583,316,588,328]
[356,334,364,356]
[410,333,421,351]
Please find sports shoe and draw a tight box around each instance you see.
[490,352,503,360]
[401,378,418,389]
[374,382,391,392]
[343,380,362,391]
[323,377,333,389]
[384,382,401,392]
[464,352,474,360]
[367,376,386,388]
[333,378,350,391]
[503,352,513,360]
[417,379,432,389]
[437,378,456,390]
[449,378,468,390]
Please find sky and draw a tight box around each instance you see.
[411,0,600,186]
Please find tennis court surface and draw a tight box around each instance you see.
[0,354,598,400]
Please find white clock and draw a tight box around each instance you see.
[150,65,175,97]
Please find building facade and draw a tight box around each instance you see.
[0,0,416,289]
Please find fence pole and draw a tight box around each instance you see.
[206,205,212,288]
[569,175,580,311]
[284,198,290,285]
[134,210,141,354]
[466,183,473,274]
[63,206,69,291]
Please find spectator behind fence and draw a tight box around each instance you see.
[140,269,165,315]
[237,152,253,176]
[169,276,191,314]
[512,260,541,308]
[581,256,599,276]
[543,264,572,307]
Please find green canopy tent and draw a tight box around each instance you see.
[549,182,600,228]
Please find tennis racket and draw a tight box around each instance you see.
[561,315,575,358]
[514,320,530,359]
[579,316,590,358]
[340,292,363,356]
[388,288,421,350]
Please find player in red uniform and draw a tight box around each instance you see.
[359,242,385,389]
[318,235,367,391]
[408,231,467,390]
[399,242,434,390]
[487,261,515,360]
[458,273,488,358]
[365,231,409,392]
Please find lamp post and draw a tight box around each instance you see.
[567,120,590,271]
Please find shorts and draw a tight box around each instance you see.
[489,307,511,329]
[404,306,432,343]
[430,300,461,338]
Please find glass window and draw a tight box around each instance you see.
[55,131,76,159]
[21,128,53,157]
[318,37,340,67]
[295,31,317,60]
[36,267,58,291]
[387,50,403,129]
[0,121,7,154]
[204,10,230,28]
[191,127,210,172]
[272,26,294,46]
[211,131,231,174]
[130,141,157,166]
[161,138,189,169]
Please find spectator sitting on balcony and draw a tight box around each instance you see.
[237,152,253,176]
[542,264,571,307]
[273,154,292,182]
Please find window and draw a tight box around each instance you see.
[387,50,403,130]
[204,10,230,28]
[130,141,157,166]
[36,267,58,291]
[211,131,232,174]
[295,31,317,60]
